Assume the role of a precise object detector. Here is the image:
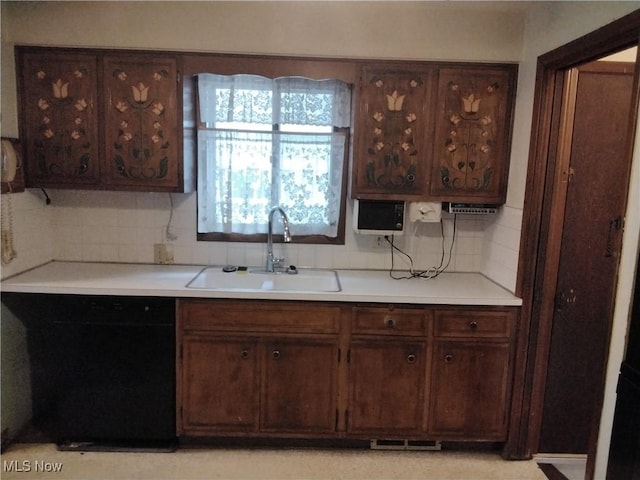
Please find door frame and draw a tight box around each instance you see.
[504,8,640,475]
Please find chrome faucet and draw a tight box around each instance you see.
[266,206,291,272]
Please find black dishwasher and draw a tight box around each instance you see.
[48,295,176,451]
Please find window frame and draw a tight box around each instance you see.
[185,54,357,245]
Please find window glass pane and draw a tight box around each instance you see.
[196,73,351,239]
[278,132,345,228]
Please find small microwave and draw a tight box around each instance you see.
[353,199,405,235]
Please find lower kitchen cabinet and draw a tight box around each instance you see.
[347,304,429,436]
[181,335,260,433]
[348,339,427,435]
[428,340,511,439]
[177,299,517,443]
[261,338,337,433]
[428,309,515,440]
[178,299,341,437]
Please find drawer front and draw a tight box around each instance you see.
[352,306,429,336]
[180,300,340,333]
[434,309,513,338]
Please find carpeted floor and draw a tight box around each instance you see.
[1,443,549,480]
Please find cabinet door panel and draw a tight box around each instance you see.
[261,338,338,433]
[429,341,510,439]
[20,52,100,187]
[348,339,426,434]
[431,68,514,202]
[181,335,259,433]
[352,66,432,199]
[103,55,179,189]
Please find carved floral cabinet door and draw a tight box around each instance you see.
[352,66,433,199]
[431,67,515,203]
[103,55,180,190]
[19,52,100,188]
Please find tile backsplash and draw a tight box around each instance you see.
[0,189,521,292]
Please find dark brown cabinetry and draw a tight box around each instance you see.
[348,339,427,434]
[352,63,516,203]
[352,66,433,200]
[181,335,260,432]
[178,299,516,443]
[102,55,180,190]
[16,47,190,192]
[18,51,100,188]
[261,337,337,433]
[428,309,515,440]
[178,299,341,437]
[347,305,429,435]
[430,67,516,203]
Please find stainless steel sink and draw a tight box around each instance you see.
[186,267,341,292]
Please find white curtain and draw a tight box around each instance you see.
[196,74,351,237]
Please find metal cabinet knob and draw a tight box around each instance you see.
[385,318,395,328]
[407,353,417,364]
[272,350,281,360]
[240,350,249,360]
[469,321,478,331]
[444,354,453,363]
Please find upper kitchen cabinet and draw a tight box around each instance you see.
[430,66,517,203]
[18,51,101,188]
[352,65,434,200]
[102,55,181,190]
[16,47,192,192]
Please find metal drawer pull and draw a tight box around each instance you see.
[240,350,249,360]
[385,318,395,328]
[272,350,281,360]
[444,354,453,363]
[407,354,416,364]
[469,321,478,331]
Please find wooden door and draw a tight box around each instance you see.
[538,61,635,454]
[347,338,426,435]
[261,337,338,433]
[102,54,180,190]
[429,340,511,439]
[180,335,260,433]
[18,50,100,188]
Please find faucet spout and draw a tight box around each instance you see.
[266,206,291,272]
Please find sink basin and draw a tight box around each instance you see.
[186,267,341,293]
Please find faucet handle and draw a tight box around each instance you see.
[272,257,285,268]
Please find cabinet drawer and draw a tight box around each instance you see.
[351,306,429,336]
[180,300,340,334]
[434,310,513,338]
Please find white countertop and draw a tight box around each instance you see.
[0,261,522,306]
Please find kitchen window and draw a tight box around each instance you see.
[196,73,351,243]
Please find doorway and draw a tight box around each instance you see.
[538,55,636,455]
[505,9,640,480]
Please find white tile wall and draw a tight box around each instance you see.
[0,189,521,292]
[481,205,523,292]
[0,189,54,279]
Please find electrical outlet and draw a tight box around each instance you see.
[372,236,388,249]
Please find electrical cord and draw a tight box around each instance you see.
[386,214,457,280]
